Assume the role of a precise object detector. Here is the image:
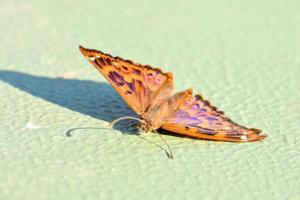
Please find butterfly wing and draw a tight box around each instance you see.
[162,89,266,142]
[79,46,173,115]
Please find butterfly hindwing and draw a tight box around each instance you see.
[162,89,266,142]
[79,46,173,115]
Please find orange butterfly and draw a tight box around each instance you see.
[79,46,266,158]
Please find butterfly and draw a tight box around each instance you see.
[79,45,267,158]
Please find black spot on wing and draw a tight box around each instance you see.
[194,126,218,135]
[96,58,106,66]
[122,66,128,70]
[132,69,142,75]
[125,90,133,95]
[105,58,111,65]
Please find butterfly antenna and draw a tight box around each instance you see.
[153,130,173,159]
[109,116,145,128]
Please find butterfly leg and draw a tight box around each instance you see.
[152,130,173,159]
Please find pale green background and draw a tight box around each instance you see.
[0,0,299,200]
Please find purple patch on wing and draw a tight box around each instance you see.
[113,72,124,82]
[175,110,189,118]
[172,110,202,125]
[108,71,125,86]
[108,73,117,83]
[206,116,218,122]
[188,117,201,125]
[107,72,138,95]
[192,103,200,110]
[195,113,207,117]
[127,82,134,91]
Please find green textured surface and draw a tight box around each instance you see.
[1,0,300,199]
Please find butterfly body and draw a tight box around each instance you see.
[138,95,175,131]
[79,46,267,142]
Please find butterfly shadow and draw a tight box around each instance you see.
[0,70,138,133]
[0,70,178,158]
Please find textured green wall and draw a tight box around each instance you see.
[0,0,299,200]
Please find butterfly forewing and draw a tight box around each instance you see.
[79,46,173,115]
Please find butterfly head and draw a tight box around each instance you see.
[139,120,154,133]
